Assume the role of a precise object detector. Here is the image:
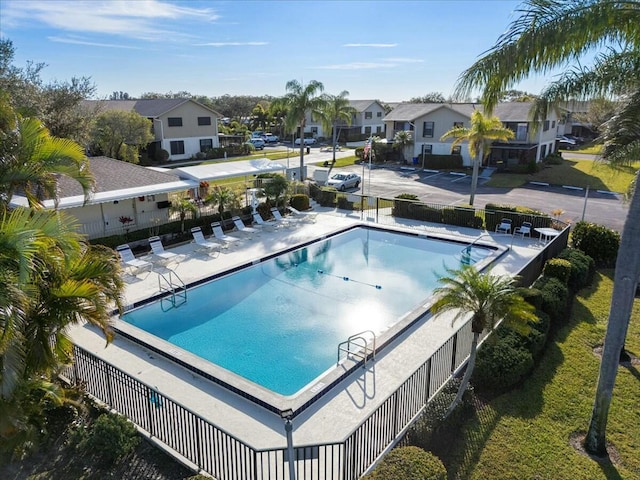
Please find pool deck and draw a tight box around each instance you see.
[68,208,547,456]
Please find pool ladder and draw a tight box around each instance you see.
[460,234,496,264]
[337,330,376,368]
[158,269,187,311]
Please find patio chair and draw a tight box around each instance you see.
[211,221,242,248]
[190,226,221,256]
[252,212,277,230]
[513,221,532,238]
[287,205,318,223]
[231,216,260,237]
[495,218,512,235]
[270,207,296,228]
[148,236,181,265]
[116,244,153,276]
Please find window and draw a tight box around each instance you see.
[423,144,433,154]
[516,123,528,141]
[423,121,434,138]
[376,126,382,133]
[451,145,462,155]
[541,144,547,157]
[377,111,382,118]
[200,139,213,152]
[167,117,183,127]
[170,141,185,155]
[311,127,318,135]
[552,120,556,129]
[453,121,464,128]
[543,120,550,132]
[198,116,211,126]
[365,112,372,119]
[364,126,372,135]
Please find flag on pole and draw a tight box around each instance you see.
[363,141,371,158]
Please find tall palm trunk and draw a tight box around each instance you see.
[585,175,640,456]
[446,331,479,417]
[298,123,305,182]
[469,145,483,206]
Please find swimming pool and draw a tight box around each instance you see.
[118,225,501,412]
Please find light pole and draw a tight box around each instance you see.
[280,409,296,480]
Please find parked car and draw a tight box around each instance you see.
[327,172,361,191]
[564,133,585,144]
[246,138,265,150]
[556,135,577,145]
[294,137,317,146]
[263,133,279,143]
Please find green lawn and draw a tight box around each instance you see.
[445,271,640,480]
[487,159,639,193]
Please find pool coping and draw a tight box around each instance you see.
[112,223,508,418]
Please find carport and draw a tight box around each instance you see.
[172,159,288,183]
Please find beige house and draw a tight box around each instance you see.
[84,98,222,161]
[300,100,387,141]
[384,102,560,167]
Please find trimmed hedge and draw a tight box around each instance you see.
[419,154,464,170]
[289,193,310,211]
[571,221,620,267]
[557,247,596,292]
[543,258,572,285]
[363,446,447,480]
[533,276,570,325]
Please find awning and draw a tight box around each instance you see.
[173,159,288,182]
[10,179,199,210]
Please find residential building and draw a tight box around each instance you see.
[383,102,559,167]
[299,100,387,141]
[83,98,222,161]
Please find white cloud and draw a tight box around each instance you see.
[316,62,398,70]
[195,42,268,47]
[383,57,424,64]
[343,43,398,48]
[48,36,141,49]
[3,0,219,41]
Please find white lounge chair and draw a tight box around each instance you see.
[287,205,318,223]
[270,207,296,227]
[149,236,181,265]
[495,218,512,234]
[231,216,259,236]
[190,226,221,256]
[513,221,532,238]
[252,212,277,230]
[116,244,152,275]
[211,221,242,248]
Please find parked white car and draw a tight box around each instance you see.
[327,172,361,191]
[294,137,317,146]
[263,133,279,143]
[246,138,265,150]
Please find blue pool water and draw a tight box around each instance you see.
[122,227,490,396]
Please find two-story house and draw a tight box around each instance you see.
[384,102,559,167]
[83,98,222,161]
[298,100,387,141]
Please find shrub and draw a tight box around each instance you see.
[337,196,355,210]
[420,154,464,170]
[442,207,483,229]
[533,276,569,324]
[558,247,595,291]
[289,193,310,211]
[316,187,337,207]
[363,446,447,480]
[571,221,620,267]
[473,330,534,392]
[544,152,564,164]
[519,287,543,311]
[392,194,419,218]
[79,413,140,463]
[543,258,572,285]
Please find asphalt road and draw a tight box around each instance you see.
[294,146,628,232]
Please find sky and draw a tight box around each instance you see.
[0,0,562,102]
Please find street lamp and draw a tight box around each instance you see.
[280,409,296,480]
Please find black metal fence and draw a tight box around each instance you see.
[64,198,569,479]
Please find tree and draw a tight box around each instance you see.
[393,130,414,164]
[91,110,154,163]
[572,97,619,134]
[250,103,271,131]
[0,116,94,210]
[500,89,538,102]
[206,185,237,217]
[409,92,447,103]
[453,0,640,457]
[318,90,356,176]
[430,266,537,415]
[169,194,198,233]
[440,110,514,205]
[282,79,326,181]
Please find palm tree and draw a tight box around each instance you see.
[282,79,326,181]
[169,194,198,233]
[206,185,236,218]
[440,110,514,205]
[431,266,537,415]
[393,130,414,164]
[318,91,356,175]
[453,0,640,457]
[0,116,94,211]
